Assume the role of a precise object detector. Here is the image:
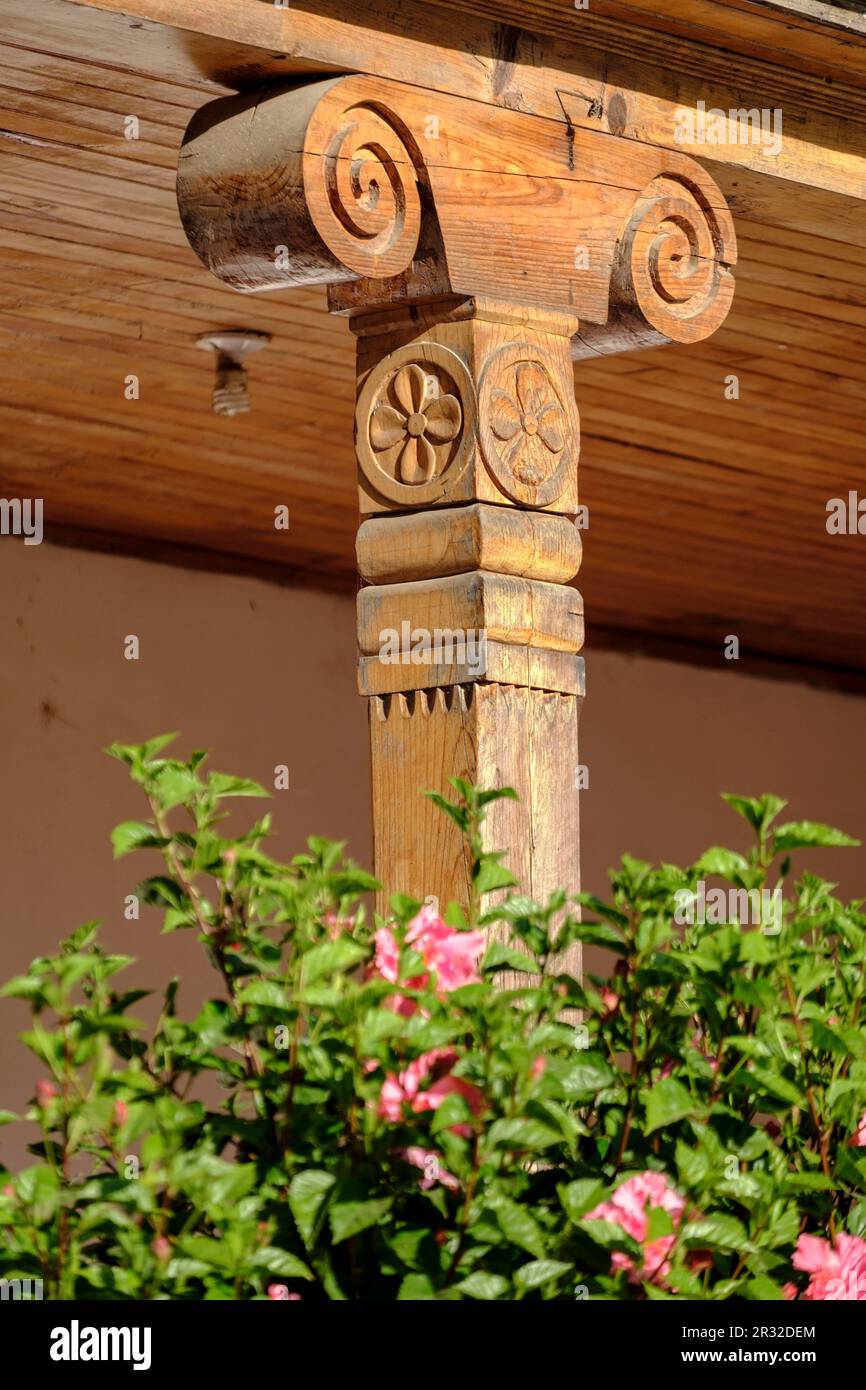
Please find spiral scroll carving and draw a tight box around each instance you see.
[611,174,737,344]
[305,101,424,280]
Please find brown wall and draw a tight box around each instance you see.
[2,540,864,1167]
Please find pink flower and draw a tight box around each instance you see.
[152,1236,171,1261]
[792,1232,866,1301]
[600,987,620,1018]
[35,1079,58,1107]
[530,1057,546,1080]
[324,909,355,941]
[587,1171,687,1287]
[406,906,485,992]
[374,926,402,984]
[373,913,484,1015]
[267,1283,302,1301]
[378,1047,484,1130]
[113,1100,128,1127]
[852,1110,866,1147]
[399,1146,460,1191]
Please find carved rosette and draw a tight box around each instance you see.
[478,344,578,507]
[355,342,477,506]
[611,173,736,344]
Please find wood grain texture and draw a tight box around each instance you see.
[357,571,585,658]
[177,75,737,356]
[356,505,582,584]
[1,4,865,677]
[352,300,581,514]
[42,0,866,233]
[369,683,581,980]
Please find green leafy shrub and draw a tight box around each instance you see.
[1,738,865,1301]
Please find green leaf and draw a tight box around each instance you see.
[329,1194,393,1244]
[514,1259,574,1291]
[105,732,178,767]
[110,822,169,858]
[152,764,202,810]
[571,921,629,955]
[743,1275,787,1301]
[398,1273,437,1300]
[303,938,367,985]
[456,1271,510,1300]
[0,976,47,1001]
[722,793,787,837]
[474,858,518,895]
[288,1170,335,1251]
[694,847,749,877]
[236,980,288,1010]
[644,1078,701,1134]
[210,773,269,799]
[576,894,629,930]
[425,792,469,833]
[493,1198,546,1258]
[178,1236,236,1270]
[774,821,859,852]
[682,1214,750,1252]
[559,1179,605,1221]
[676,1140,711,1188]
[749,1067,806,1108]
[557,1053,615,1101]
[740,932,775,964]
[253,1247,314,1281]
[782,1172,837,1192]
[482,943,533,974]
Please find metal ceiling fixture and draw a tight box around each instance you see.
[196,330,271,416]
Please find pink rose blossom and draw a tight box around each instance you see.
[852,1110,866,1147]
[587,1171,687,1287]
[267,1283,302,1301]
[113,1100,128,1127]
[792,1232,866,1301]
[530,1057,546,1080]
[152,1236,171,1261]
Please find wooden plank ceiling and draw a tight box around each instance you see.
[0,0,865,677]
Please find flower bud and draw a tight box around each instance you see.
[35,1079,58,1107]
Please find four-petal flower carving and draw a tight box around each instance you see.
[370,364,462,485]
[489,362,567,485]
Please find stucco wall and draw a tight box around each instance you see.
[2,540,864,1167]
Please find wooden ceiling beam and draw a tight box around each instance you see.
[53,0,866,245]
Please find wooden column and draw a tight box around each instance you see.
[352,297,583,912]
[176,73,737,937]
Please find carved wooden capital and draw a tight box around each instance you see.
[175,70,736,924]
[177,74,737,357]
